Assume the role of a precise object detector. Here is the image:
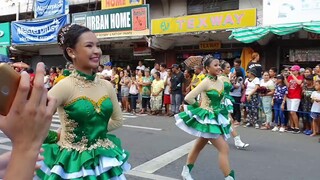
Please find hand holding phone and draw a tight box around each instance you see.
[0,64,20,116]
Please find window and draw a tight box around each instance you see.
[187,0,239,15]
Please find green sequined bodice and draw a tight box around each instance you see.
[64,96,113,146]
[206,89,224,108]
[223,81,232,94]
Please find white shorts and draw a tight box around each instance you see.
[286,99,301,112]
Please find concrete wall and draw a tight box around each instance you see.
[239,0,263,26]
[149,0,187,19]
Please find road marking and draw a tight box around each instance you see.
[0,137,11,143]
[132,140,196,173]
[126,170,179,180]
[123,115,137,118]
[123,125,162,131]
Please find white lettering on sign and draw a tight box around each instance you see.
[87,15,109,30]
[0,31,4,37]
[110,12,131,29]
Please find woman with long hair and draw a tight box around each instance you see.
[175,55,235,180]
[220,60,249,149]
[36,24,130,179]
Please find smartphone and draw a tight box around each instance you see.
[0,64,21,116]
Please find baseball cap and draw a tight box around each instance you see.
[248,68,258,77]
[170,64,179,69]
[276,74,284,80]
[104,62,112,66]
[290,65,300,71]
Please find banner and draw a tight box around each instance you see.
[11,14,68,45]
[151,9,256,35]
[0,22,11,46]
[101,0,144,10]
[72,5,150,38]
[35,0,69,18]
[263,0,320,25]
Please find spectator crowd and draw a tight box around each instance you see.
[4,53,320,142]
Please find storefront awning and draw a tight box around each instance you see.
[228,21,320,44]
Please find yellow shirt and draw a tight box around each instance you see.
[53,74,66,85]
[151,79,165,94]
[191,73,206,90]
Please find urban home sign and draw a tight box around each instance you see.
[72,5,150,38]
[151,9,256,35]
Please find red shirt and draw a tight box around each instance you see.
[287,75,303,99]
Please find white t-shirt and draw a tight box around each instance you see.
[260,79,275,90]
[164,77,171,95]
[311,91,320,112]
[160,71,168,81]
[245,77,260,95]
[44,75,51,89]
[150,68,158,76]
[136,65,145,71]
[230,77,243,97]
[101,69,112,77]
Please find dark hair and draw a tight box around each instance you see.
[234,58,241,64]
[269,67,277,73]
[160,63,167,68]
[57,24,91,62]
[139,69,145,76]
[154,71,160,78]
[315,79,320,84]
[45,68,50,75]
[263,71,270,75]
[235,67,243,77]
[185,69,194,76]
[99,65,104,69]
[57,66,63,71]
[66,62,73,69]
[203,55,218,69]
[220,60,230,70]
[26,68,34,74]
[305,67,313,74]
[306,75,314,81]
[50,66,57,73]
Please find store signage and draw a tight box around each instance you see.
[101,0,144,10]
[72,5,150,38]
[199,41,221,50]
[263,0,320,25]
[35,0,69,18]
[308,32,320,40]
[151,9,256,35]
[11,14,68,45]
[0,22,11,46]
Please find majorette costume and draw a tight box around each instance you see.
[36,70,130,180]
[175,75,232,140]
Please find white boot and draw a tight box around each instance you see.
[234,135,249,149]
[181,165,194,180]
[225,170,235,180]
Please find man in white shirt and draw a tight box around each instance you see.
[160,63,168,81]
[136,60,145,71]
[151,62,160,77]
[101,62,113,80]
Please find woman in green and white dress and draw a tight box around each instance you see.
[175,56,235,180]
[36,24,130,179]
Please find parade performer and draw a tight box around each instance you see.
[36,24,130,179]
[175,55,235,180]
[219,60,249,149]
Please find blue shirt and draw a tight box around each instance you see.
[274,85,288,100]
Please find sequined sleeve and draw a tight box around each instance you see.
[103,80,123,131]
[48,78,72,107]
[184,78,208,105]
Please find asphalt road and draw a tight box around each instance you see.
[0,113,319,180]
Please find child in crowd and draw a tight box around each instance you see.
[310,80,320,137]
[272,75,288,133]
[302,75,315,135]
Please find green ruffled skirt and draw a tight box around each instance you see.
[35,133,130,180]
[175,104,232,140]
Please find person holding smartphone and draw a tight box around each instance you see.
[0,62,56,179]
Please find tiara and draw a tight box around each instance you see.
[203,54,213,62]
[58,24,73,47]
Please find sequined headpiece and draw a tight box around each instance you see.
[202,54,213,63]
[58,24,73,47]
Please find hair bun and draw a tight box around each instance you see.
[57,24,73,47]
